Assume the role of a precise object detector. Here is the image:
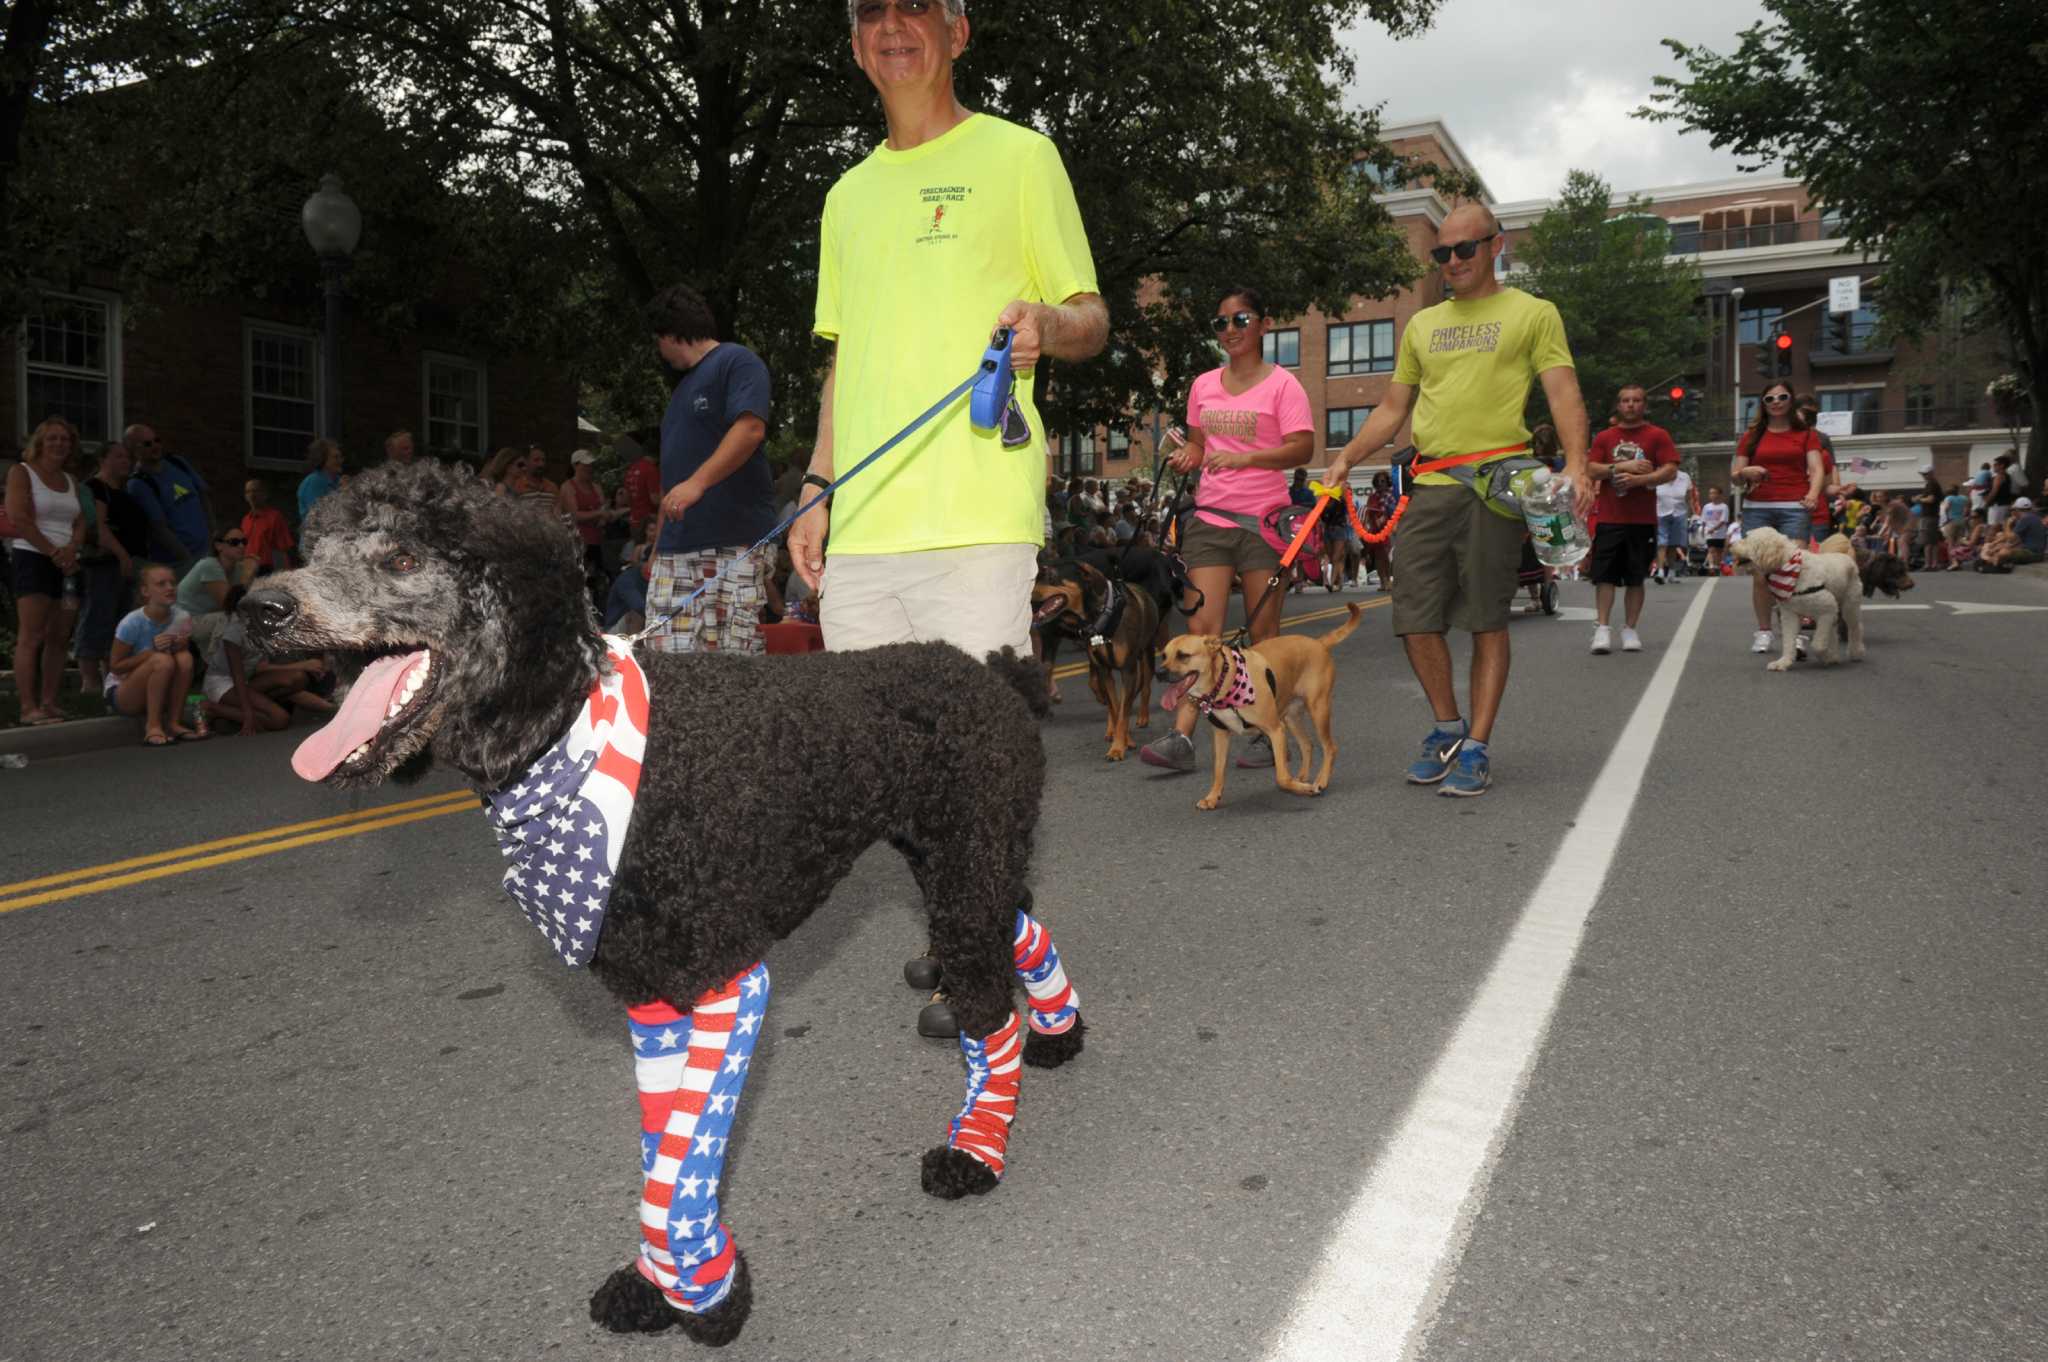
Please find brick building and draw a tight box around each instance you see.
[7,279,580,528]
[1054,119,2023,494]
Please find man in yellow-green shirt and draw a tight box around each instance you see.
[1325,203,1592,797]
[789,0,1108,658]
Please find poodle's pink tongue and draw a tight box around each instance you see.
[1160,674,1195,712]
[292,651,428,781]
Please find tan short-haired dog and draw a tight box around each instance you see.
[1156,604,1363,810]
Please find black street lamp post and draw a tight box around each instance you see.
[300,173,362,443]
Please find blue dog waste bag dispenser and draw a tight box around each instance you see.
[971,328,1032,447]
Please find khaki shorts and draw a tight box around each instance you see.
[1390,483,1525,635]
[821,543,1036,659]
[1180,514,1281,575]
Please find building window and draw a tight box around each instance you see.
[1262,328,1301,368]
[1904,384,1936,427]
[1062,430,1095,474]
[1327,320,1395,377]
[1819,387,1885,435]
[1737,305,1785,346]
[1667,219,1701,255]
[1348,159,1393,190]
[423,353,487,461]
[1820,207,1847,240]
[1326,405,1373,448]
[20,290,119,443]
[244,323,320,470]
[1108,427,1131,456]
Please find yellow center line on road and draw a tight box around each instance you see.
[0,790,477,916]
[1050,596,1388,679]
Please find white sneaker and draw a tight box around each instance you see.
[1621,627,1643,652]
[1590,625,1613,655]
[1751,630,1774,654]
[1795,634,1811,658]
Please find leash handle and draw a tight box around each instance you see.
[969,327,1016,435]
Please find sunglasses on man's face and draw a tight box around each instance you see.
[1210,311,1259,333]
[855,0,935,22]
[1429,233,1498,265]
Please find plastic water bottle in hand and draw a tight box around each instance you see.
[1513,467,1590,568]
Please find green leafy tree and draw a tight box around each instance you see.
[1643,0,2048,488]
[1514,171,1707,440]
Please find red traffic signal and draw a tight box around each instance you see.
[1668,385,1686,401]
[1773,331,1794,351]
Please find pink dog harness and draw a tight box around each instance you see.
[1197,645,1257,713]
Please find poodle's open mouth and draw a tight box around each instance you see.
[291,648,438,781]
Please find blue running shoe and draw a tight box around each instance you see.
[1438,741,1491,797]
[1405,725,1467,784]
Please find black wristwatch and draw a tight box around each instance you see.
[801,473,833,496]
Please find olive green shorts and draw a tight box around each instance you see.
[1390,483,1526,635]
[1180,513,1281,575]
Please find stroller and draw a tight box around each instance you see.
[1516,537,1559,615]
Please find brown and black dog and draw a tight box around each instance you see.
[1033,553,1166,760]
[1156,603,1363,810]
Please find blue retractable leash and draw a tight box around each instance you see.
[622,328,1023,644]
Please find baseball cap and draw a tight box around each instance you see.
[2017,497,2035,509]
[570,449,597,465]
[1917,464,1935,475]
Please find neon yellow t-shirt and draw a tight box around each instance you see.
[815,114,1098,554]
[1391,288,1574,486]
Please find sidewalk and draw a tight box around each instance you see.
[1,713,145,762]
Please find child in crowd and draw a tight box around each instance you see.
[1940,484,1971,568]
[239,478,295,582]
[200,614,333,734]
[1883,495,1912,560]
[104,563,204,746]
[1700,486,1730,573]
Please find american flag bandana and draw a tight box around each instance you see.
[1765,550,1806,601]
[628,963,768,1315]
[1197,645,1257,714]
[485,637,650,967]
[1013,910,1079,1035]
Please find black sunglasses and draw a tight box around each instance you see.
[1210,310,1259,333]
[220,536,247,545]
[855,0,934,21]
[1429,233,1498,265]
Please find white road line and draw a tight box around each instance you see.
[1264,579,1718,1362]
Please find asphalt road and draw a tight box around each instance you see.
[3,568,2044,1362]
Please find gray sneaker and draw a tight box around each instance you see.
[1138,730,1197,772]
[1235,731,1276,768]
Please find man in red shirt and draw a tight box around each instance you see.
[623,442,662,543]
[1586,383,1680,654]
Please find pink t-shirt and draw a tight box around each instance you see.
[1187,365,1314,531]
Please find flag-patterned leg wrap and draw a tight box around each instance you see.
[1013,909,1079,1035]
[946,1011,1024,1179]
[625,962,769,1316]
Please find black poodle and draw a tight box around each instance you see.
[241,460,1086,1347]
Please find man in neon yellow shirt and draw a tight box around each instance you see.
[789,0,1108,658]
[1325,204,1592,797]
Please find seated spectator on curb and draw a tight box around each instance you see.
[298,438,344,521]
[201,615,333,733]
[1980,497,2045,570]
[75,441,144,695]
[106,563,203,745]
[177,528,248,656]
[603,516,660,633]
[240,477,295,579]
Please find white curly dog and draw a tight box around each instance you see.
[1729,526,1864,672]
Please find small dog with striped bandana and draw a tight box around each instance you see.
[241,461,1087,1346]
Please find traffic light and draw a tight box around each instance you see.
[1682,388,1700,422]
[1668,384,1686,404]
[1762,328,1795,379]
[1823,309,1853,355]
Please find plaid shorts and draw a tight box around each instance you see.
[644,548,768,655]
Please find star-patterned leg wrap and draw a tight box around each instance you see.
[625,962,769,1316]
[946,1011,1023,1179]
[1012,909,1079,1035]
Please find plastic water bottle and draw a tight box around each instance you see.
[1513,467,1590,568]
[0,753,27,770]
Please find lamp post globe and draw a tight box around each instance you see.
[301,174,361,443]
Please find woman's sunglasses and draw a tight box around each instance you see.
[1429,233,1498,265]
[1210,311,1259,333]
[1762,393,1792,405]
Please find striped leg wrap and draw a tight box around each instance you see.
[1013,909,1079,1035]
[947,1011,1023,1178]
[625,962,769,1316]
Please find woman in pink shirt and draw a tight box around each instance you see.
[1140,286,1314,772]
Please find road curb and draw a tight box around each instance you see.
[0,715,140,762]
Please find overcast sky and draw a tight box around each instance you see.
[1342,0,1781,203]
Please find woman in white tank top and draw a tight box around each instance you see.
[6,417,95,724]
